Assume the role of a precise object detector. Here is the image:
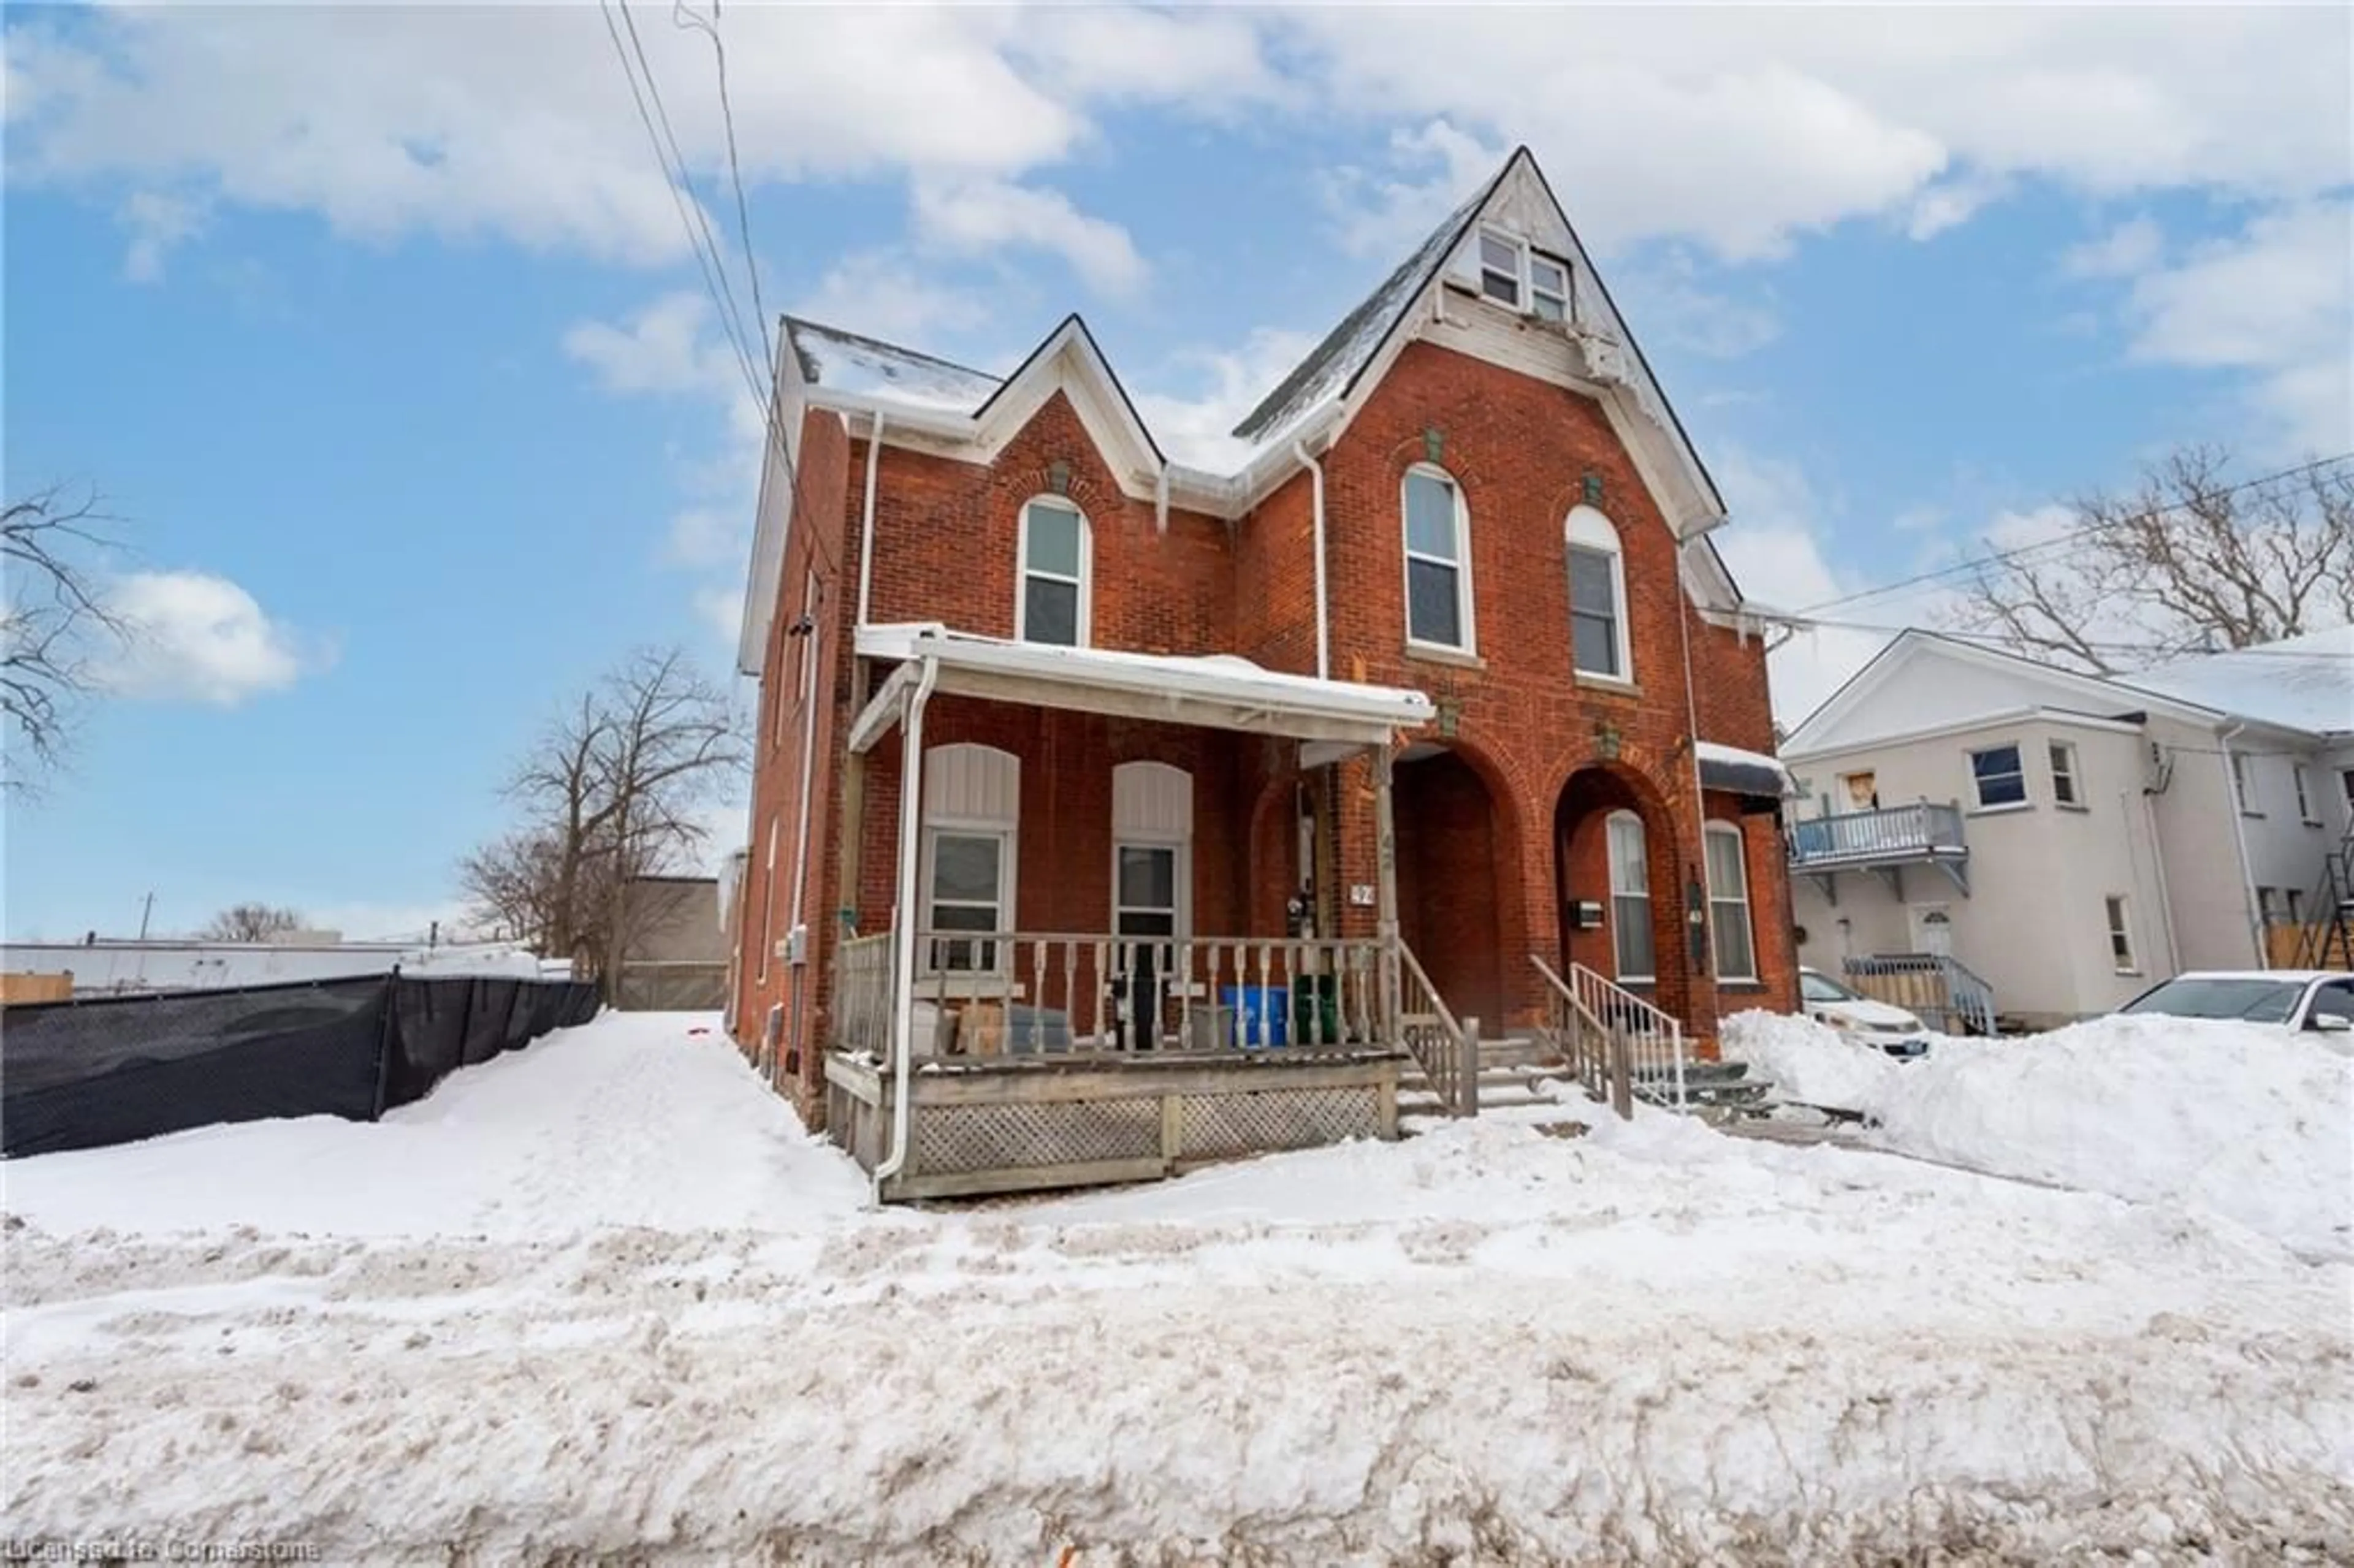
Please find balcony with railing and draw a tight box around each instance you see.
[1786,801,1969,896]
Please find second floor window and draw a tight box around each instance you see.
[1403,466,1472,651]
[2294,763,2316,822]
[2049,740,2079,806]
[1018,497,1089,647]
[1970,744,2025,809]
[2231,752,2257,813]
[1566,504,1629,680]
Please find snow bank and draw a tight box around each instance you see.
[7,1012,2351,1562]
[1724,1008,2354,1259]
[2,1011,866,1238]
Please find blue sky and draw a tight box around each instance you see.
[5,4,2348,942]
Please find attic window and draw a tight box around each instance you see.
[1478,233,1522,307]
[1530,255,1569,321]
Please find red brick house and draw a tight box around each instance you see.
[729,147,1797,1197]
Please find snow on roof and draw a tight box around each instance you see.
[784,317,1000,413]
[856,623,1433,731]
[1229,175,1501,444]
[2121,624,2354,736]
[1696,739,1796,796]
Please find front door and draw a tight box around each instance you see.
[1113,843,1181,1049]
[1908,904,1953,958]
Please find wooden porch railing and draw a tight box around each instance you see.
[1397,942,1479,1117]
[1843,953,1997,1035]
[872,931,1387,1063]
[1529,955,1686,1115]
[1529,954,1631,1118]
[832,930,894,1056]
[1787,801,1966,865]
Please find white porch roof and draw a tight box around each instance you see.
[851,623,1434,752]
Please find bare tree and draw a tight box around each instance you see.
[4,486,130,787]
[201,903,307,942]
[459,647,745,978]
[1951,446,2354,674]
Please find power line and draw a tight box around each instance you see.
[1792,451,2354,618]
[676,0,773,376]
[598,0,764,407]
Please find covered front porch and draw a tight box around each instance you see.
[828,625,1469,1201]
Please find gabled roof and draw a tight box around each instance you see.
[783,317,1000,411]
[1780,629,2238,758]
[742,145,1750,672]
[2124,624,2354,737]
[1233,172,1506,443]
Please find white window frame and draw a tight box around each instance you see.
[1015,495,1091,648]
[2048,739,2081,807]
[2104,894,2136,973]
[921,826,1014,975]
[1476,229,1523,308]
[1564,504,1631,682]
[1474,226,1571,322]
[1968,742,2028,810]
[1401,465,1475,653]
[756,815,779,983]
[2294,763,2318,823]
[2231,752,2258,815]
[1529,253,1571,322]
[1704,823,1757,983]
[1606,810,1655,983]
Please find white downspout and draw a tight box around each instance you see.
[855,410,885,627]
[2219,722,2264,965]
[1295,441,1330,680]
[1675,540,1711,1081]
[870,653,939,1200]
[2136,786,2184,975]
[780,583,824,1081]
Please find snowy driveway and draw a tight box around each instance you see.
[7,1012,2350,1565]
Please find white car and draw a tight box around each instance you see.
[2117,970,2354,1038]
[1799,968,1932,1059]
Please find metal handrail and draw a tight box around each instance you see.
[1562,959,1686,1111]
[1396,942,1478,1117]
[1529,953,1632,1118]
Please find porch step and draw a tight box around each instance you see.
[1398,1052,1780,1127]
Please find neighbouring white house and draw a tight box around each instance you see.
[1779,626,2354,1030]
[1,933,548,999]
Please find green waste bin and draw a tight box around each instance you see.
[1290,973,1344,1046]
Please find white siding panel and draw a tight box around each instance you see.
[1113,761,1193,839]
[924,744,1020,826]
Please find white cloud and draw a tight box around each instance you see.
[1274,7,2351,259]
[794,249,989,345]
[1130,327,1324,471]
[1905,172,2010,241]
[118,189,207,281]
[910,178,1146,297]
[563,291,744,400]
[105,570,319,705]
[2121,200,2353,454]
[2062,215,2164,280]
[1320,119,1504,260]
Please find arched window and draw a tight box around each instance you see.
[1402,465,1474,652]
[1606,810,1654,982]
[1016,497,1090,647]
[1566,504,1630,680]
[1704,823,1756,981]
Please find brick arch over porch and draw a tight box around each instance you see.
[1388,737,1526,1033]
[1551,757,1707,1030]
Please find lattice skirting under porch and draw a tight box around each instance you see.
[823,1054,1400,1200]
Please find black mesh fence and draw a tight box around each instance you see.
[2,973,602,1158]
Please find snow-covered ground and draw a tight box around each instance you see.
[1722,1009,2354,1262]
[7,1011,2351,1564]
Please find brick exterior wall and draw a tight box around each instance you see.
[732,340,1798,1116]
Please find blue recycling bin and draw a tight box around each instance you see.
[1222,984,1289,1049]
